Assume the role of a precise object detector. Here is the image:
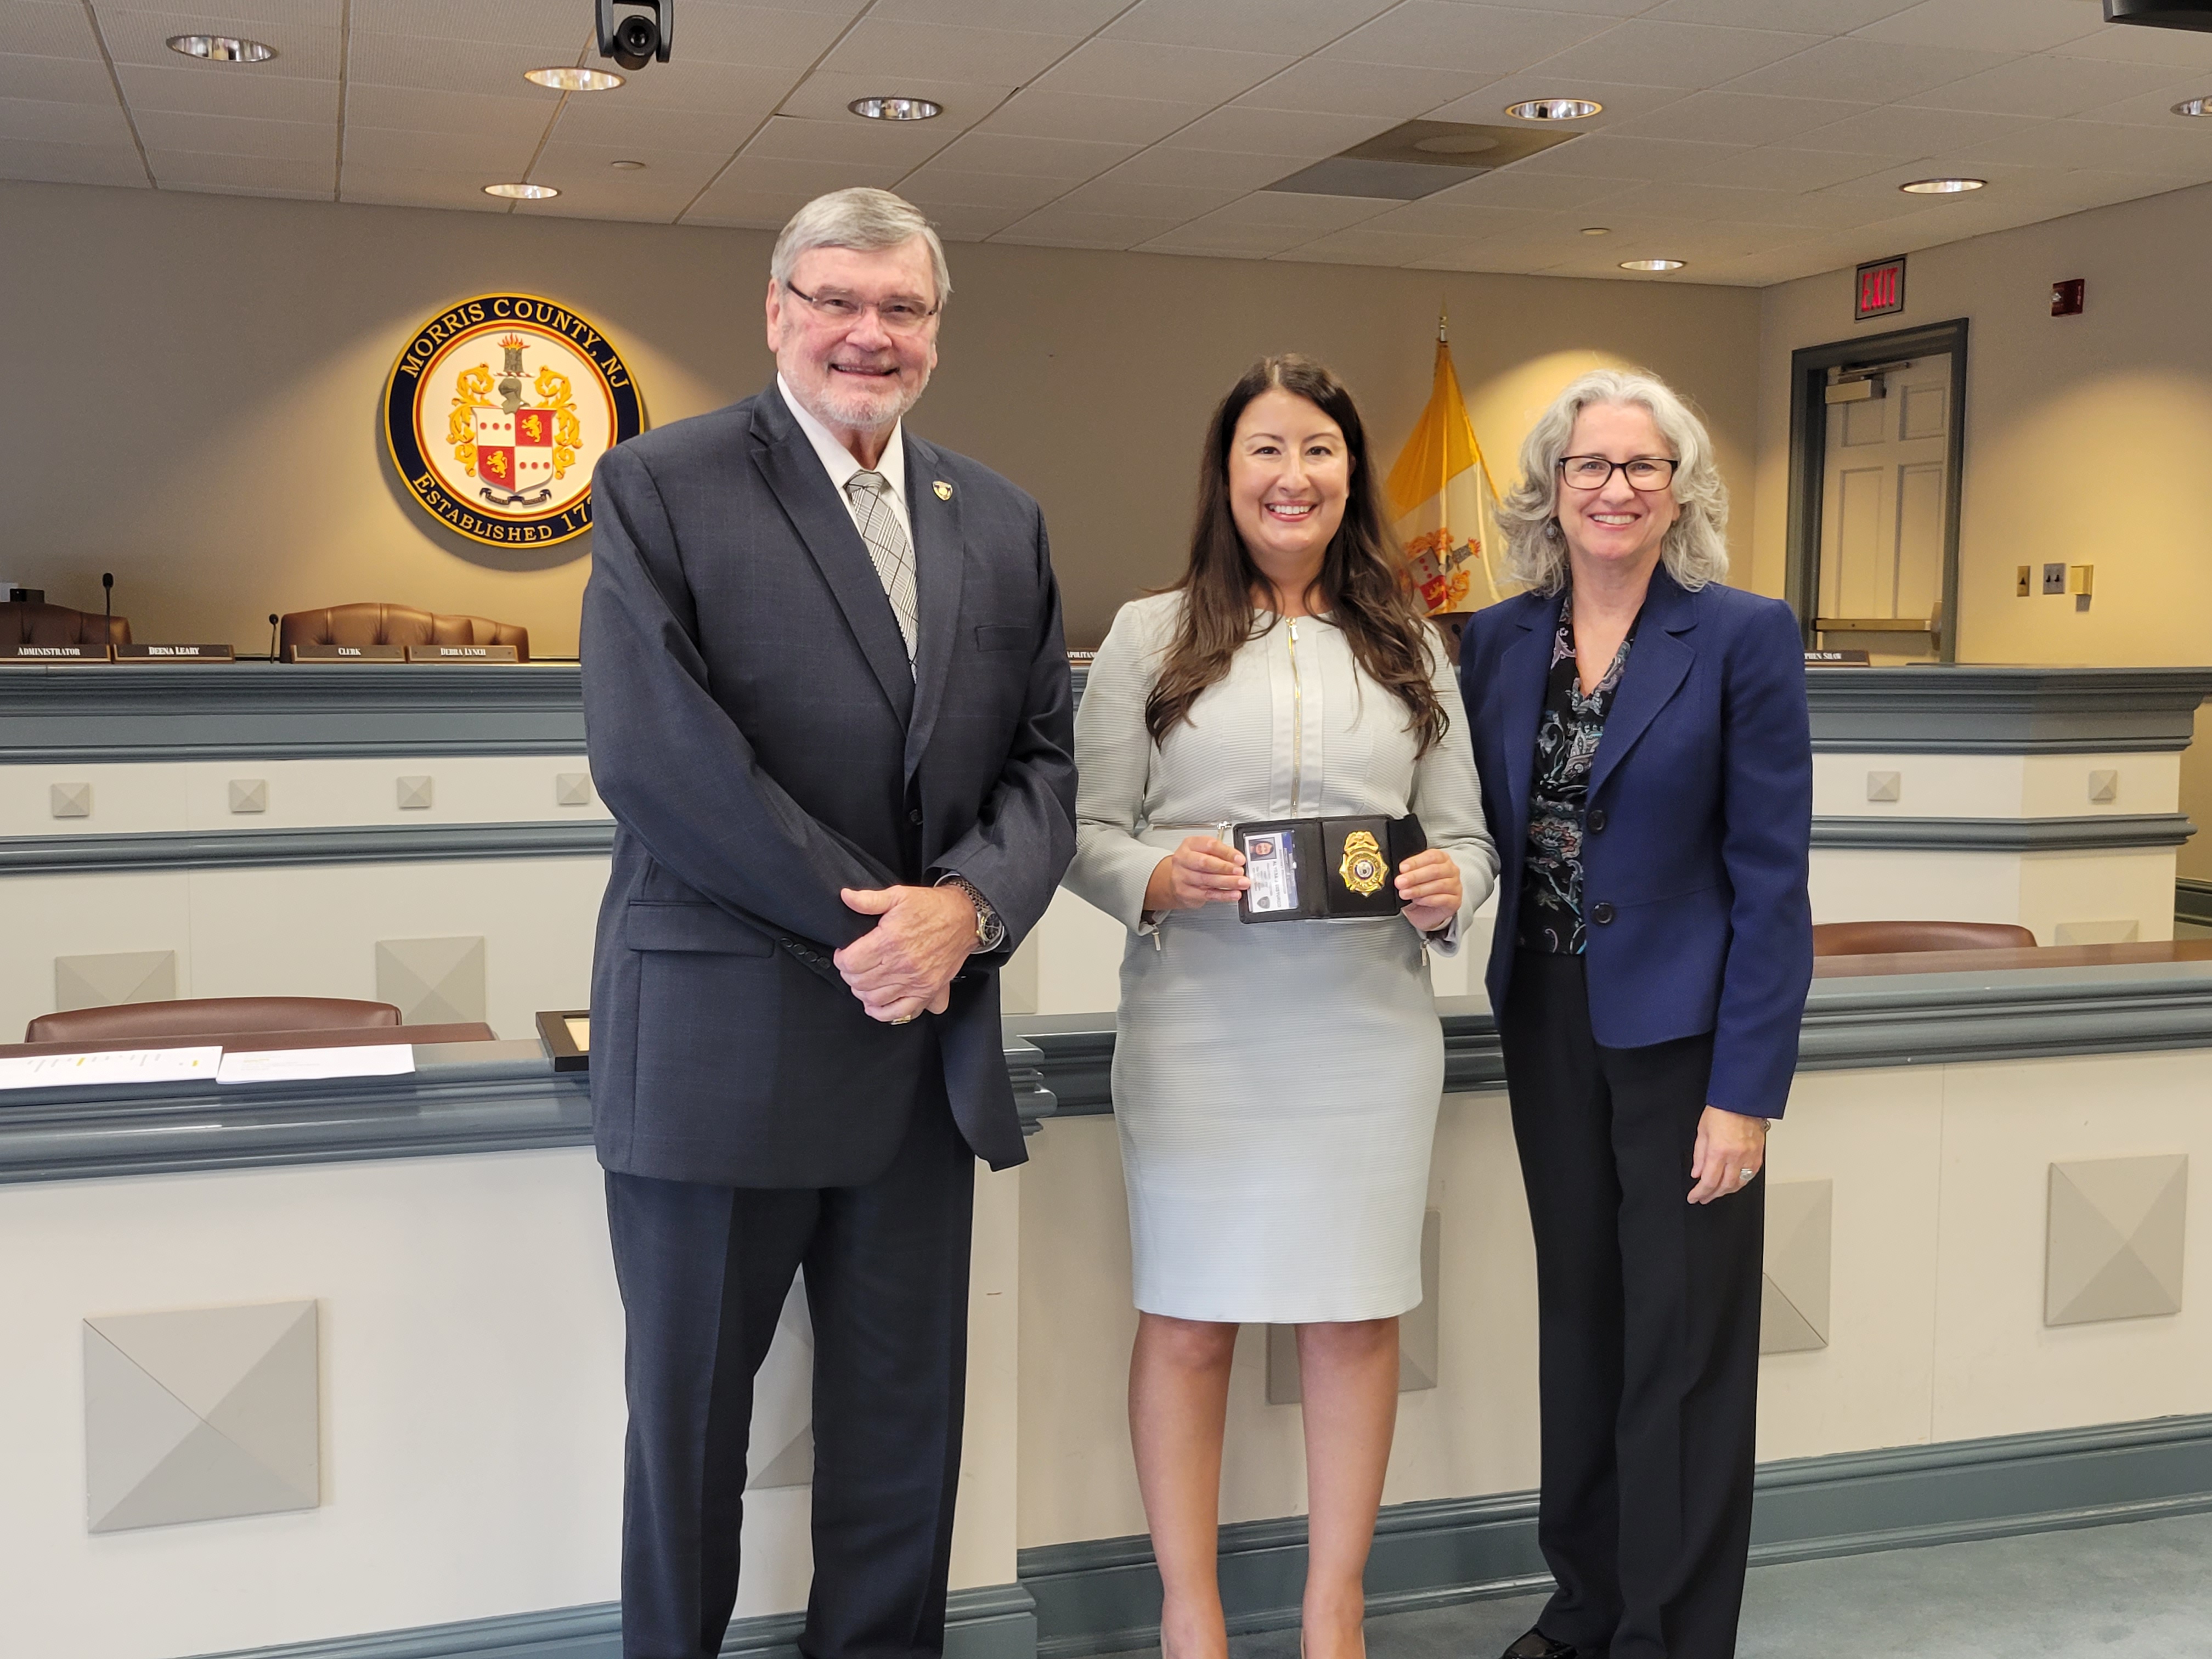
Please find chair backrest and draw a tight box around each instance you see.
[2,601,131,646]
[280,603,529,659]
[1811,919,2039,957]
[26,996,402,1045]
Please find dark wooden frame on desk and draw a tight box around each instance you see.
[535,1009,589,1072]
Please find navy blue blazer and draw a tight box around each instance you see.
[581,384,1076,1188]
[1457,567,1813,1118]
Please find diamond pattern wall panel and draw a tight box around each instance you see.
[84,1300,319,1533]
[2047,1154,2187,1327]
[1265,1209,1440,1405]
[54,950,176,1013]
[1762,1178,1833,1355]
[747,1277,815,1491]
[374,935,486,1025]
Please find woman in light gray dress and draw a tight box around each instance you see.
[1064,356,1497,1659]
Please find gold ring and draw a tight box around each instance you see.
[891,1014,916,1025]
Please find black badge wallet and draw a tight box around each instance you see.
[1233,814,1426,923]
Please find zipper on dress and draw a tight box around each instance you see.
[1286,618,1304,814]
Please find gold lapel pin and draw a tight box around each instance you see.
[932,479,952,500]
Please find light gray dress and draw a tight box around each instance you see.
[1064,592,1499,1324]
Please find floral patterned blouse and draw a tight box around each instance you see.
[1519,591,1639,955]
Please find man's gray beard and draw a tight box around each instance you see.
[810,367,928,432]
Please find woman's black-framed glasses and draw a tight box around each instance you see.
[1558,454,1677,492]
[783,280,940,334]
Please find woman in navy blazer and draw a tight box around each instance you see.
[1457,370,1812,1659]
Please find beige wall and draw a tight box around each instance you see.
[3,178,1760,656]
[1751,181,2212,879]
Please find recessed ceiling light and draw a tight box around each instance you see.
[484,182,560,200]
[2174,96,2211,117]
[1620,258,1686,272]
[525,66,624,91]
[1506,97,1602,121]
[1899,177,1985,194]
[165,35,275,63]
[849,96,942,121]
[610,159,647,170]
[1581,225,1612,235]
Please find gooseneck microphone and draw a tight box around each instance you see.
[102,572,113,631]
[268,613,281,662]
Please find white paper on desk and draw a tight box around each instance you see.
[217,1045,417,1085]
[0,1046,223,1091]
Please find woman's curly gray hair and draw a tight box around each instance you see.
[1496,368,1729,595]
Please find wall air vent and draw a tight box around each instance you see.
[2103,0,2212,32]
[1262,120,1579,201]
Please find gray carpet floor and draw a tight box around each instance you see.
[1113,1508,2212,1658]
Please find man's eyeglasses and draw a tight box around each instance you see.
[1558,455,1678,492]
[783,280,940,335]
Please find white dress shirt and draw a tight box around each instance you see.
[777,374,912,549]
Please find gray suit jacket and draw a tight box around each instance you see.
[580,383,1076,1187]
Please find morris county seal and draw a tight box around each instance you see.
[382,294,645,548]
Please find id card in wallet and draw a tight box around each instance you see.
[1241,828,1300,917]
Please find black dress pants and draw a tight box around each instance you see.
[1497,951,1764,1659]
[605,1091,976,1659]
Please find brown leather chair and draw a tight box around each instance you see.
[1812,920,2039,957]
[26,996,400,1045]
[280,603,528,659]
[2,600,130,646]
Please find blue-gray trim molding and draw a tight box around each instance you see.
[2180,878,2212,927]
[181,1582,1036,1659]
[1811,811,2196,853]
[0,662,585,764]
[1019,1413,2212,1657]
[0,820,616,875]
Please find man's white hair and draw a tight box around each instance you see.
[770,188,951,307]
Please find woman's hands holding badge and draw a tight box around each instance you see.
[1144,837,1247,914]
[1396,849,1463,935]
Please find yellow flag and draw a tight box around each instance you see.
[1386,323,1503,615]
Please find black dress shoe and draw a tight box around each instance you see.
[1500,1630,1578,1659]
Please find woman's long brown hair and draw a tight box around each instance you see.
[1144,354,1447,754]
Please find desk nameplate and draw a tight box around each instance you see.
[407,645,520,663]
[115,643,235,663]
[0,644,109,662]
[288,644,408,663]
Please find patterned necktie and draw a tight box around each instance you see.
[843,470,918,668]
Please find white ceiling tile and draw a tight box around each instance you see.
[1504,132,1748,181]
[1686,145,1889,191]
[0,90,131,142]
[667,4,856,70]
[1607,92,1875,145]
[1643,0,1917,29]
[1138,214,1313,256]
[0,133,146,184]
[2073,82,2212,128]
[1848,0,2106,55]
[777,69,1008,133]
[818,18,1085,85]
[1793,103,2046,156]
[1276,225,1480,265]
[688,0,868,18]
[146,146,329,190]
[517,176,701,221]
[343,30,563,94]
[978,89,1209,147]
[117,60,333,117]
[1323,3,1613,74]
[1578,179,1902,228]
[927,128,1136,180]
[1104,0,1397,58]
[743,111,952,168]
[991,207,1184,248]
[870,0,1120,32]
[343,86,552,140]
[915,200,1030,241]
[1233,58,1492,120]
[590,58,798,114]
[1957,117,2212,174]
[2017,167,2206,211]
[1202,189,1392,230]
[0,2,104,60]
[1814,154,2040,197]
[346,124,536,173]
[133,106,328,160]
[2049,19,2212,70]
[1522,20,1826,89]
[895,165,1067,210]
[679,183,819,227]
[1352,197,1557,236]
[698,150,905,196]
[1720,37,2016,101]
[1102,145,1302,190]
[346,0,585,51]
[1424,77,1689,128]
[1900,53,2187,118]
[341,164,510,210]
[552,99,771,151]
[1051,173,1245,218]
[1419,165,1626,208]
[108,1,340,29]
[97,10,340,76]
[532,142,729,188]
[1032,38,1295,105]
[2,51,116,101]
[1157,105,1395,158]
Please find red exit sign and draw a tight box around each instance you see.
[1856,255,1906,320]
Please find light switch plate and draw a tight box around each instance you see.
[2042,563,2067,595]
[1865,770,1901,803]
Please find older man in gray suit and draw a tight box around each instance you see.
[581,188,1076,1659]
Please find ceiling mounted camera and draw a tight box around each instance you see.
[596,0,674,70]
[2103,0,2212,31]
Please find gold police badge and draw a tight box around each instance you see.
[382,293,645,548]
[1338,829,1387,897]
